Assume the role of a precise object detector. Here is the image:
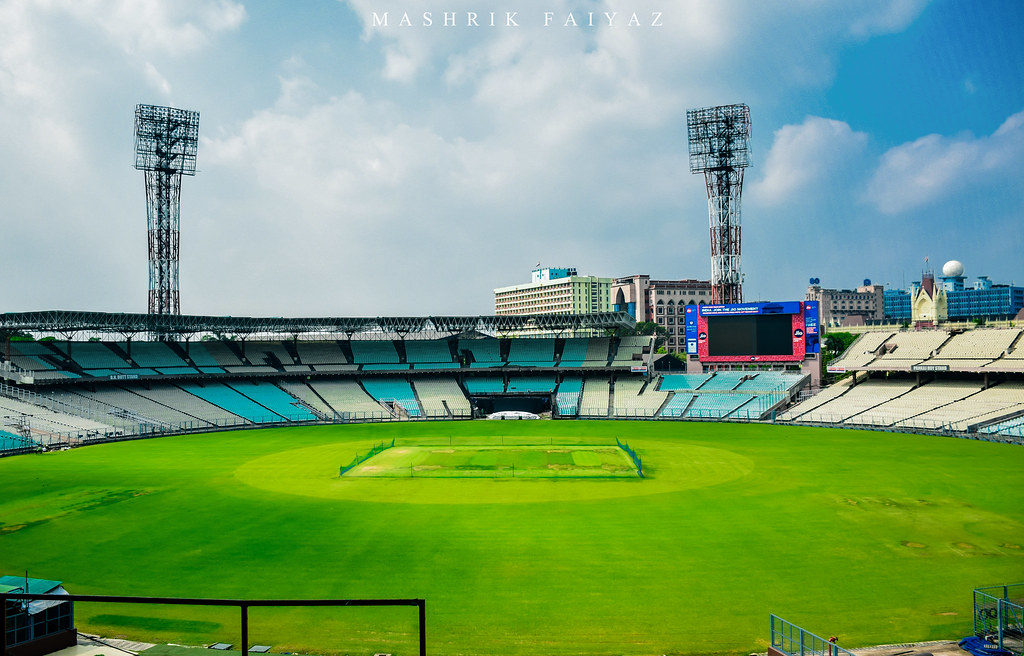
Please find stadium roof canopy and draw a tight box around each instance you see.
[0,310,635,339]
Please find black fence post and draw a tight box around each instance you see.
[418,600,426,656]
[1,594,426,656]
[240,603,248,656]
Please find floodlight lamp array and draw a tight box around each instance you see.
[134,104,200,175]
[686,103,751,173]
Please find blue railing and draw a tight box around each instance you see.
[974,584,1024,654]
[770,615,856,656]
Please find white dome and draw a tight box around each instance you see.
[942,260,965,277]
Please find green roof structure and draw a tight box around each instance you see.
[0,575,63,594]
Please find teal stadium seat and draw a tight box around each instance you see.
[360,378,422,417]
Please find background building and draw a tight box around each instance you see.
[494,267,611,316]
[883,288,911,321]
[885,260,1024,323]
[811,261,1023,326]
[612,275,712,352]
[910,269,947,327]
[804,278,885,327]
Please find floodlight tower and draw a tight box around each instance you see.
[134,103,200,316]
[686,103,751,304]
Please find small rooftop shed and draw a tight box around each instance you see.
[1,575,76,656]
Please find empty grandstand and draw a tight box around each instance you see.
[413,377,472,418]
[557,339,589,367]
[611,376,668,418]
[308,379,392,419]
[404,340,458,368]
[295,340,349,367]
[829,328,1023,373]
[554,376,583,416]
[459,338,503,368]
[577,377,609,417]
[507,339,556,367]
[2,312,1022,454]
[180,382,294,423]
[785,328,1024,438]
[656,372,804,420]
[361,377,422,417]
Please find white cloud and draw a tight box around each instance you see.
[144,61,171,95]
[865,109,1024,214]
[5,0,985,314]
[191,68,693,314]
[750,116,868,206]
[67,0,247,56]
[0,0,244,107]
[0,0,246,173]
[382,48,420,82]
[0,1,53,105]
[849,0,932,37]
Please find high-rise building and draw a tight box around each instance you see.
[612,275,712,352]
[494,267,612,316]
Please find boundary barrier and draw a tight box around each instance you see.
[0,592,426,656]
[975,584,1024,654]
[770,614,855,656]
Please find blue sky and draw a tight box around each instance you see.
[1,0,1021,316]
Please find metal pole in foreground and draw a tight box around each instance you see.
[240,603,248,656]
[418,600,426,656]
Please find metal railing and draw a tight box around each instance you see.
[975,584,1024,654]
[770,614,855,656]
[0,402,476,456]
[0,592,426,656]
[1,381,116,427]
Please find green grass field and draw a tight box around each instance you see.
[1,421,1022,656]
[347,443,640,478]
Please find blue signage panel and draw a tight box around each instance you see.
[803,300,820,354]
[684,305,699,355]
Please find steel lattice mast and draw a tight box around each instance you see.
[686,103,751,305]
[134,104,200,316]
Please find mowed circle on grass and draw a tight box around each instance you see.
[235,435,753,503]
[1,420,1022,656]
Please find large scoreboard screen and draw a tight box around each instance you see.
[706,314,793,356]
[685,301,820,362]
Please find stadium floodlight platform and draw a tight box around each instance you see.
[134,104,201,317]
[0,310,635,340]
[687,103,752,305]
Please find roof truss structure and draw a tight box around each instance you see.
[0,310,635,340]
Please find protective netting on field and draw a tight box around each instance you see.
[615,437,643,477]
[339,438,395,476]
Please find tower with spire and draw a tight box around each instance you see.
[910,258,948,327]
